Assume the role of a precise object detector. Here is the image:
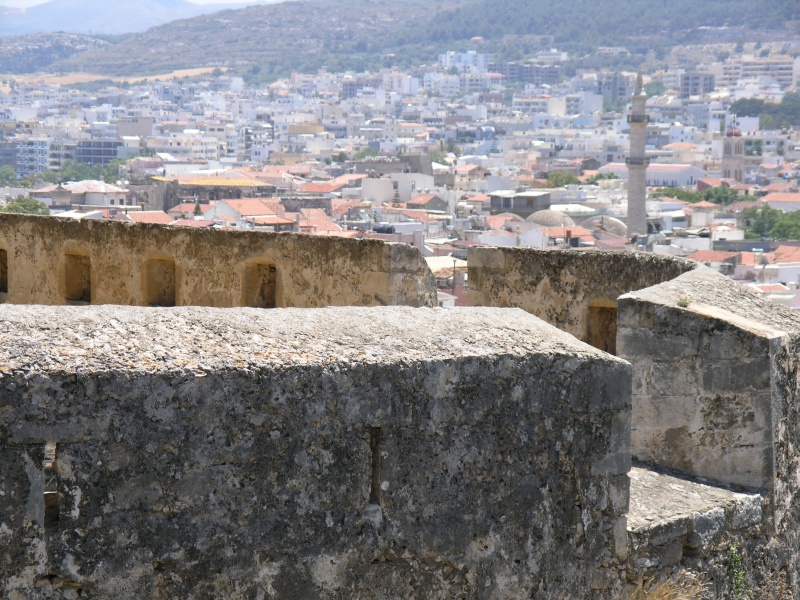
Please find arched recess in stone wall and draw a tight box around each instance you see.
[144,255,177,307]
[63,251,92,305]
[242,260,278,309]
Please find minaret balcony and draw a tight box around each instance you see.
[625,157,650,167]
[627,114,650,124]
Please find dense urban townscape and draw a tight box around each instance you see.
[4,42,800,305]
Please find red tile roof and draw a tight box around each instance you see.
[297,181,346,194]
[299,218,342,232]
[222,198,282,217]
[407,193,440,206]
[251,215,296,226]
[739,251,773,266]
[171,219,216,227]
[127,211,174,225]
[686,250,739,262]
[691,201,721,209]
[762,183,793,193]
[762,192,800,204]
[773,245,800,264]
[540,226,593,238]
[485,214,521,230]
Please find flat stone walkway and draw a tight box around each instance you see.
[628,465,762,531]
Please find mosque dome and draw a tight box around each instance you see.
[526,209,575,227]
[580,215,628,237]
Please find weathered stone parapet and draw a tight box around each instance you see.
[618,268,800,534]
[468,246,695,349]
[622,465,780,597]
[467,247,800,598]
[0,305,631,599]
[0,213,437,309]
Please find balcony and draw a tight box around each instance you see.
[626,157,650,167]
[627,114,650,124]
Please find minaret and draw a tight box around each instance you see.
[626,69,649,238]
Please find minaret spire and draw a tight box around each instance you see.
[626,68,649,239]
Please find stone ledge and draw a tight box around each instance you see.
[628,464,764,560]
[0,305,627,376]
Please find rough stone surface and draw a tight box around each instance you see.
[619,268,800,492]
[0,305,631,599]
[468,247,695,344]
[467,247,800,598]
[0,213,436,309]
[617,269,800,598]
[622,464,798,599]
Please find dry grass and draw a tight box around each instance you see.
[631,572,707,600]
[1,67,229,87]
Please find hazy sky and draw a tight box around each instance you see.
[1,0,263,6]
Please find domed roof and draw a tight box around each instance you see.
[580,215,628,237]
[726,126,742,137]
[495,212,523,220]
[526,209,575,227]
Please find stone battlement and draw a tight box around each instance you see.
[0,305,629,598]
[0,213,436,309]
[2,236,800,598]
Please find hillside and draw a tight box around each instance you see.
[401,0,799,51]
[0,0,281,37]
[0,32,111,74]
[5,0,799,80]
[50,0,440,78]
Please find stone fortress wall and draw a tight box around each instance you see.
[470,246,800,597]
[2,214,800,598]
[0,214,436,309]
[1,306,631,598]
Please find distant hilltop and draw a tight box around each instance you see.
[0,0,286,37]
[0,0,795,79]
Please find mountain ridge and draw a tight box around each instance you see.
[2,0,797,80]
[0,0,285,36]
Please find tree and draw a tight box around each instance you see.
[585,172,618,185]
[428,147,447,165]
[1,195,49,215]
[353,148,377,161]
[703,186,740,206]
[643,81,666,97]
[742,206,782,239]
[0,165,17,186]
[769,212,800,240]
[445,141,462,157]
[547,170,580,187]
[652,186,739,206]
[193,202,202,217]
[651,188,702,202]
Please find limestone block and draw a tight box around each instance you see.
[686,507,726,555]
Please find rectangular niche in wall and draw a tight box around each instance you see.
[64,253,91,304]
[0,248,7,296]
[146,258,176,307]
[588,304,617,355]
[244,263,277,308]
